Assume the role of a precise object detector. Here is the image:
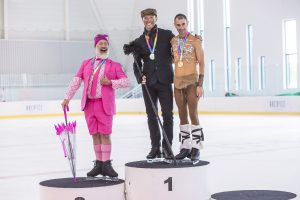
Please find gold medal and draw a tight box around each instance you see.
[150,53,155,60]
[178,61,183,68]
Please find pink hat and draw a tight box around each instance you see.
[94,34,109,47]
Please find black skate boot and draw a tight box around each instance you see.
[190,125,204,164]
[146,147,162,162]
[87,160,103,177]
[162,147,174,163]
[163,147,173,159]
[190,148,200,164]
[175,124,192,160]
[175,148,191,160]
[102,160,118,180]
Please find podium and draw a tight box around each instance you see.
[39,160,211,200]
[39,177,125,200]
[125,160,211,200]
[211,190,297,200]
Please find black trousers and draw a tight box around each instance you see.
[142,82,173,149]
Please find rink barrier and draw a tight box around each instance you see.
[125,160,211,200]
[1,96,300,119]
[1,111,300,119]
[39,177,125,200]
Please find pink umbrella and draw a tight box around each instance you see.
[54,106,77,182]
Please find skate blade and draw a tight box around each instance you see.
[86,176,119,181]
[163,159,199,165]
[102,176,119,181]
[176,159,193,164]
[192,159,200,165]
[163,159,176,164]
[85,176,101,181]
[147,158,164,163]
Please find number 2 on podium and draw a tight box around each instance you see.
[164,177,173,191]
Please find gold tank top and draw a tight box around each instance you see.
[171,34,202,89]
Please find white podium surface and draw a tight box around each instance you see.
[39,177,125,200]
[125,160,211,200]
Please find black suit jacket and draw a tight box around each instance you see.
[133,25,174,85]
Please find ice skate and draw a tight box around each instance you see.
[86,160,103,178]
[190,125,204,165]
[146,147,163,163]
[101,160,119,181]
[175,124,192,160]
[162,146,174,164]
[175,148,191,159]
[86,160,119,181]
[190,148,200,164]
[86,176,119,181]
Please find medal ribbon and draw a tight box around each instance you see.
[92,58,106,74]
[145,29,158,55]
[177,32,189,62]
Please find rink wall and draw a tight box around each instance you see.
[0,96,299,119]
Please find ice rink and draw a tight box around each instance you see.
[0,114,300,200]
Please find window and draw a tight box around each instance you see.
[187,0,195,32]
[223,0,230,27]
[209,59,215,91]
[258,56,266,90]
[224,27,231,91]
[246,24,253,90]
[223,0,231,91]
[235,57,242,90]
[283,19,297,89]
[196,0,204,37]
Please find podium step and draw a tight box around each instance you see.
[39,177,124,200]
[211,190,297,200]
[125,160,211,200]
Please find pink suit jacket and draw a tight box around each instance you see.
[75,58,127,115]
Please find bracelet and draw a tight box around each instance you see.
[197,74,204,87]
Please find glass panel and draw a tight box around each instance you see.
[235,57,242,90]
[286,54,298,88]
[223,0,230,27]
[259,56,266,90]
[225,27,231,91]
[187,0,195,32]
[285,20,297,54]
[209,59,215,91]
[283,19,297,89]
[247,25,253,90]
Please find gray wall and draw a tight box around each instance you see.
[229,0,300,95]
[203,0,227,96]
[0,0,3,38]
[0,0,299,101]
[0,0,186,101]
[201,0,300,96]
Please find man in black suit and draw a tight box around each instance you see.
[132,8,174,160]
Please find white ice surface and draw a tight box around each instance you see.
[0,114,300,200]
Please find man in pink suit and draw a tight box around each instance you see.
[61,34,129,178]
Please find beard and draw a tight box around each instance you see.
[95,48,109,59]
